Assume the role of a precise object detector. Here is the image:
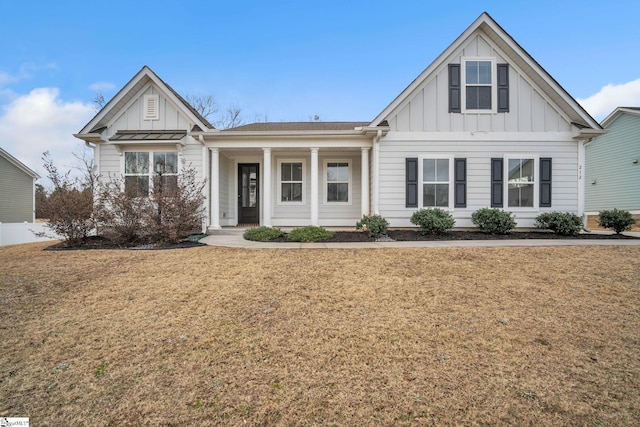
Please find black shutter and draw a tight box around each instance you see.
[497,64,509,112]
[540,157,552,207]
[454,158,467,208]
[491,158,503,207]
[406,158,418,208]
[449,64,461,113]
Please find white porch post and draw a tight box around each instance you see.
[210,147,221,230]
[372,135,380,214]
[310,148,319,226]
[361,147,370,217]
[202,145,210,232]
[262,148,272,227]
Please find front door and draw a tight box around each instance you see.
[238,163,259,224]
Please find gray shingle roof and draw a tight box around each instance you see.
[223,122,371,132]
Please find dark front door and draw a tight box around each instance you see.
[238,163,259,224]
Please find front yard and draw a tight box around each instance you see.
[1,243,639,425]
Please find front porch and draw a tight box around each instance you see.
[206,146,372,229]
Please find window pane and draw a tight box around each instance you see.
[125,152,149,174]
[423,159,435,181]
[423,183,435,207]
[478,61,491,84]
[521,159,534,182]
[508,159,522,181]
[153,152,178,174]
[327,183,348,202]
[508,183,534,207]
[281,163,291,181]
[466,87,491,110]
[466,61,479,84]
[436,184,449,207]
[125,176,149,197]
[327,162,348,182]
[282,183,302,202]
[292,163,303,181]
[436,159,449,181]
[477,86,491,109]
[161,175,178,192]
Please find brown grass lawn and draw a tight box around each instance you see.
[1,243,639,426]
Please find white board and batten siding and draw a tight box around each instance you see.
[378,33,580,228]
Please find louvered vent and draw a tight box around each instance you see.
[144,95,159,120]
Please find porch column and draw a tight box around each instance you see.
[310,148,319,226]
[372,136,380,214]
[361,147,370,217]
[210,147,221,230]
[263,148,272,227]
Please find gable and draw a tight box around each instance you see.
[76,66,214,141]
[105,83,194,137]
[372,12,601,135]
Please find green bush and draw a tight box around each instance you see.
[287,226,334,242]
[534,212,583,236]
[598,209,636,234]
[356,214,389,238]
[472,208,516,234]
[243,226,285,241]
[410,208,455,234]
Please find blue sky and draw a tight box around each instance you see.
[1,0,640,180]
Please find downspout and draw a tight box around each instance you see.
[578,139,588,231]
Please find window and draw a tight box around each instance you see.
[464,59,493,110]
[325,161,350,203]
[279,161,304,203]
[422,158,451,208]
[124,151,178,196]
[507,158,535,208]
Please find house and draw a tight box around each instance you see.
[585,107,640,227]
[0,147,40,223]
[74,12,603,231]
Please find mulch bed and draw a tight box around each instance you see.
[44,235,207,251]
[275,230,638,243]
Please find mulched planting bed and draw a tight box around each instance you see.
[268,230,639,243]
[44,235,207,250]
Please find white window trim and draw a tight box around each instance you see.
[418,155,454,210]
[323,159,352,205]
[122,149,181,195]
[504,154,539,210]
[277,159,306,205]
[143,94,160,120]
[461,57,497,114]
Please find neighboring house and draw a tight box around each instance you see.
[0,147,40,223]
[585,107,640,227]
[74,12,603,230]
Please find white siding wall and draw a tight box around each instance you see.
[378,135,579,228]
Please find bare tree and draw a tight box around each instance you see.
[72,147,97,192]
[92,91,106,112]
[185,94,245,129]
[185,94,219,122]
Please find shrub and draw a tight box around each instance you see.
[287,226,334,242]
[534,212,583,236]
[37,152,95,244]
[356,214,389,238]
[410,208,455,234]
[598,209,636,234]
[94,178,150,245]
[472,208,516,234]
[243,226,285,241]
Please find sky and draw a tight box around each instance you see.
[1,0,640,184]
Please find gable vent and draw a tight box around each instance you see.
[144,95,159,120]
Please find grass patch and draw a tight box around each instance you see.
[1,243,639,425]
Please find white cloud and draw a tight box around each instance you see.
[89,81,116,92]
[0,88,95,187]
[578,78,640,121]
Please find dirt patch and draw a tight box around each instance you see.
[1,243,639,425]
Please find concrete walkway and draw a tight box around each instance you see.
[200,228,640,249]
